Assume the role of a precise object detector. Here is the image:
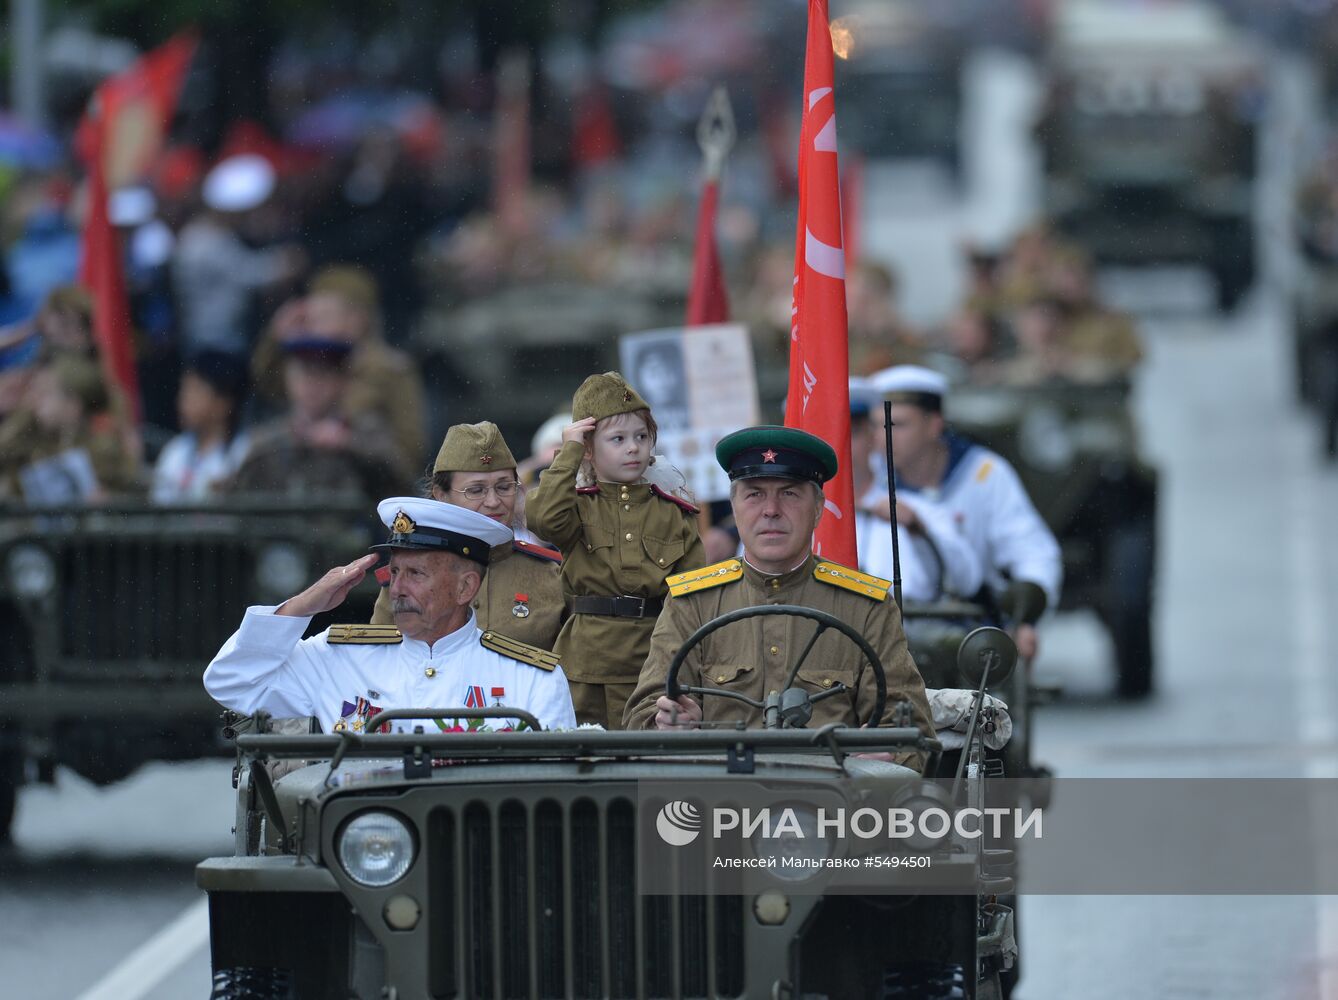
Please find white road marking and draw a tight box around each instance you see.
[73,896,210,1000]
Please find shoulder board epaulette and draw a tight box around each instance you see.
[651,484,700,515]
[667,559,743,598]
[374,565,391,588]
[974,458,995,483]
[513,539,562,563]
[576,485,600,495]
[481,630,560,671]
[813,561,890,602]
[328,623,403,644]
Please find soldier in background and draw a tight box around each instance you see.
[252,265,427,467]
[867,366,1061,661]
[369,421,565,650]
[228,335,411,501]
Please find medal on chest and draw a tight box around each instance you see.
[512,592,530,619]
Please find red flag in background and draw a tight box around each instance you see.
[78,31,197,421]
[687,178,729,325]
[786,0,856,568]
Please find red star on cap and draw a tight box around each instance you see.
[762,449,778,463]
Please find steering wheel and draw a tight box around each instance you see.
[664,604,887,728]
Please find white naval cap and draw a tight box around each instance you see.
[203,154,276,213]
[869,364,950,410]
[372,496,513,565]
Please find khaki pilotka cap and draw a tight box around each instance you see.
[571,371,649,423]
[433,421,517,474]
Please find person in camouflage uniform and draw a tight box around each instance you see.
[370,421,564,650]
[527,372,705,729]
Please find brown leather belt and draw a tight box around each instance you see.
[569,595,664,618]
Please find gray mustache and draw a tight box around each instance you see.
[391,599,421,615]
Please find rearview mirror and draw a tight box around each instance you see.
[956,626,1017,688]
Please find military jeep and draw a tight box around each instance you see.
[0,499,380,841]
[947,379,1158,698]
[1037,0,1262,310]
[199,624,1023,999]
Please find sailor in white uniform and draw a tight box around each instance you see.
[866,366,1062,658]
[848,379,983,602]
[205,497,577,733]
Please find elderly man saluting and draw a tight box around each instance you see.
[205,498,576,733]
[622,426,933,763]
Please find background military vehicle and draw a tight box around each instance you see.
[831,0,967,175]
[200,626,1023,999]
[412,282,674,449]
[947,379,1158,699]
[0,499,380,842]
[1037,0,1263,311]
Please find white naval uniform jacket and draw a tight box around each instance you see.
[204,607,577,733]
[895,433,1063,607]
[856,492,984,602]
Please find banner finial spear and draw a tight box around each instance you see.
[697,86,736,180]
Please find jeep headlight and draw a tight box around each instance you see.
[255,543,308,600]
[750,806,831,882]
[894,782,955,853]
[337,811,416,887]
[7,544,55,600]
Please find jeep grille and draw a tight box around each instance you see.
[57,536,251,672]
[428,794,745,998]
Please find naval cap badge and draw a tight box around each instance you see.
[391,510,416,534]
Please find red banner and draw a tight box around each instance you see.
[78,31,197,422]
[686,179,729,326]
[786,0,856,568]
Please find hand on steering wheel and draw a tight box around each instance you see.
[664,604,888,729]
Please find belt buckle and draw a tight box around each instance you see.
[613,595,645,617]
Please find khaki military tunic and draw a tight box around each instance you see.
[622,555,934,766]
[526,440,706,691]
[371,541,565,650]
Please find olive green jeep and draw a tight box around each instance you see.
[199,619,1023,999]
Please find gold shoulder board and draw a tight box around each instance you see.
[813,561,891,602]
[481,630,560,672]
[667,559,743,598]
[328,624,403,644]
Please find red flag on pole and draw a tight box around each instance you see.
[786,0,856,567]
[77,31,197,422]
[686,177,729,325]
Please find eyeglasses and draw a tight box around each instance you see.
[452,481,524,502]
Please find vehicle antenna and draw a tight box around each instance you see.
[883,401,903,611]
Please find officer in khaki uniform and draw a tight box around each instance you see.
[622,426,934,767]
[370,421,564,650]
[527,373,705,729]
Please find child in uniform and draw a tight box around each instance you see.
[526,372,705,728]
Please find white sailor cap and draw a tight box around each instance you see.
[203,154,276,213]
[869,364,949,411]
[372,496,513,565]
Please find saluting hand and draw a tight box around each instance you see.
[562,417,598,445]
[277,554,380,618]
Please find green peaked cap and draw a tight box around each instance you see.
[715,425,839,485]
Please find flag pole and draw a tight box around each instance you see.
[883,401,903,611]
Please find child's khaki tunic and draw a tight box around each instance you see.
[526,441,705,724]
